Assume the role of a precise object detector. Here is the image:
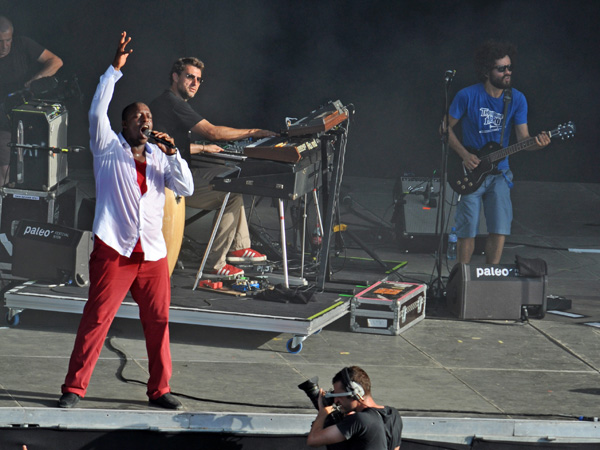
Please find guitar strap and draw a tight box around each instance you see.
[499,88,512,148]
[498,88,513,187]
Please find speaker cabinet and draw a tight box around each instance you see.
[12,220,92,286]
[9,103,68,190]
[446,263,547,320]
[393,177,486,253]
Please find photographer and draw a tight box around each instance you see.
[306,366,402,450]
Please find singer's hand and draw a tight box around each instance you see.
[112,31,132,71]
[153,131,177,156]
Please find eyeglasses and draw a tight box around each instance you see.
[494,64,513,73]
[184,73,203,84]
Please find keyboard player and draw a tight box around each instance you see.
[150,57,277,277]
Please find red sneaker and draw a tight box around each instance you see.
[227,248,267,263]
[206,264,244,278]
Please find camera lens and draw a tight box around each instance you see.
[298,377,321,410]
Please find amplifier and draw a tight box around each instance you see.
[446,263,547,320]
[9,102,68,191]
[0,181,78,266]
[12,220,92,286]
[394,177,486,253]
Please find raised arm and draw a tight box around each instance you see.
[88,33,132,153]
[112,31,132,71]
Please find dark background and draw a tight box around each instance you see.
[2,0,597,183]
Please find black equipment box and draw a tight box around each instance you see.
[351,281,426,335]
[12,219,92,285]
[10,102,68,191]
[0,181,78,266]
[446,263,547,320]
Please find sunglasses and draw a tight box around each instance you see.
[494,65,513,73]
[184,73,204,84]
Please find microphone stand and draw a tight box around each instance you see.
[430,70,455,301]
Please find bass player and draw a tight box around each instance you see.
[446,39,550,264]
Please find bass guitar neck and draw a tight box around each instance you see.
[448,121,575,195]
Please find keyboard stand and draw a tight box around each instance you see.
[192,193,292,290]
[193,192,231,289]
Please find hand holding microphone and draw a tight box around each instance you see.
[143,129,177,155]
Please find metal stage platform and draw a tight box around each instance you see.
[4,269,350,354]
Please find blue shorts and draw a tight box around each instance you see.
[455,170,513,238]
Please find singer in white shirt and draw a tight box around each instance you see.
[59,32,193,411]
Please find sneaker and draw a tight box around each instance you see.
[205,264,244,279]
[226,248,267,263]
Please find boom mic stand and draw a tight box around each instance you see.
[430,69,456,300]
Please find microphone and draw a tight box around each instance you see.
[143,129,175,149]
[444,70,456,83]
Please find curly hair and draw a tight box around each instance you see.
[474,40,517,82]
[169,57,205,84]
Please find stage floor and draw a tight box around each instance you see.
[1,176,599,446]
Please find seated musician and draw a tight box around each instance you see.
[150,57,277,277]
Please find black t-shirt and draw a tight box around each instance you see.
[335,406,403,450]
[0,35,45,100]
[149,89,204,163]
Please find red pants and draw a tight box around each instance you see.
[62,239,172,400]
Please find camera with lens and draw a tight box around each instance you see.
[298,376,343,425]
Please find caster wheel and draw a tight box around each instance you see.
[6,312,20,327]
[286,338,303,354]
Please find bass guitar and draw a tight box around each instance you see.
[448,121,575,195]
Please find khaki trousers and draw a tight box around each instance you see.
[187,168,251,270]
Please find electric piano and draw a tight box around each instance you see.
[191,135,326,200]
[191,100,350,289]
[284,100,349,137]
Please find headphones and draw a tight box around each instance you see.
[323,367,366,401]
[340,367,365,401]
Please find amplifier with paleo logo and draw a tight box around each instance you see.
[446,263,547,320]
[12,220,92,286]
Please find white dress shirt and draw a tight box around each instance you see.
[89,65,194,260]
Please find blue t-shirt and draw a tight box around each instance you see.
[449,83,528,170]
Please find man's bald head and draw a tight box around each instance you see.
[0,16,13,34]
